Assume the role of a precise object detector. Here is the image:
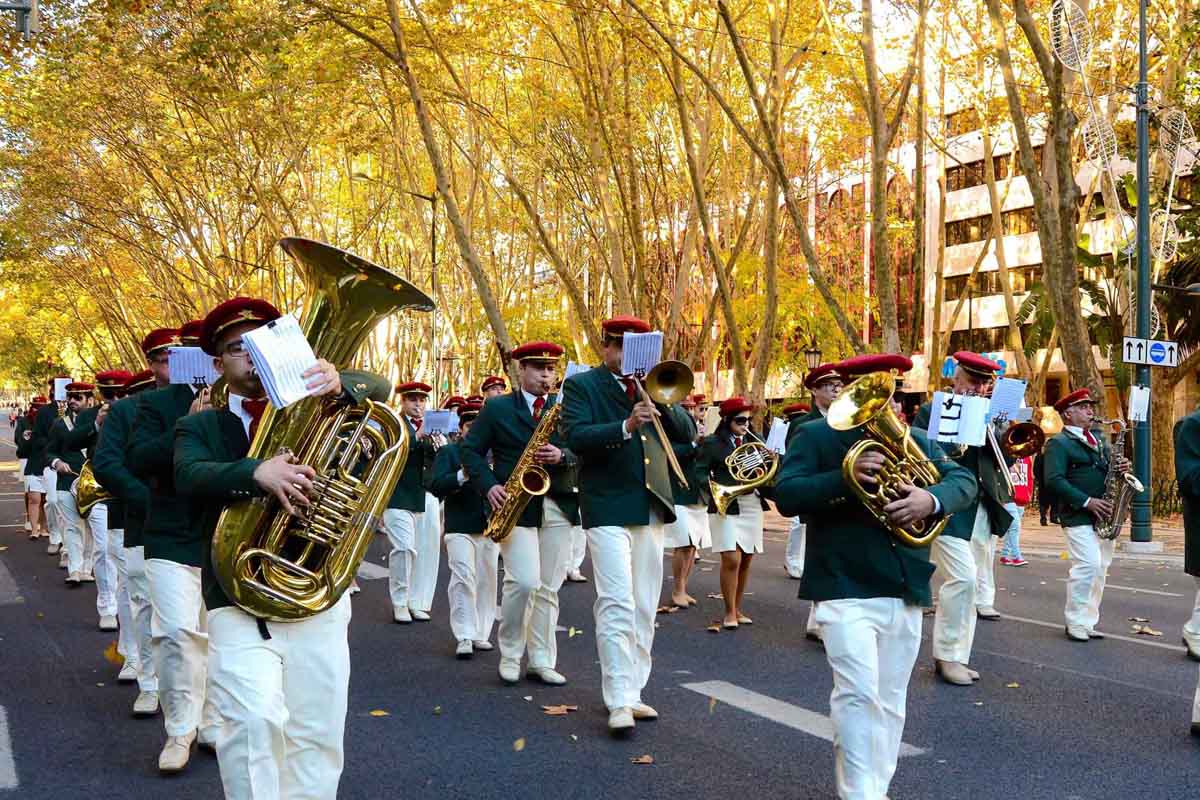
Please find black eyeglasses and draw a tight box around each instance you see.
[732,416,752,425]
[223,340,249,357]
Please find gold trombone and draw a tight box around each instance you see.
[631,360,693,488]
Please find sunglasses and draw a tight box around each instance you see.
[731,416,752,425]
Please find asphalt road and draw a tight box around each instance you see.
[2,449,1199,799]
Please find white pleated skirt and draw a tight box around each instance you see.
[708,496,764,554]
[663,504,712,550]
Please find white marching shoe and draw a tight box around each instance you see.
[132,691,160,717]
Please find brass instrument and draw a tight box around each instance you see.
[827,371,948,548]
[1000,421,1046,458]
[482,401,563,543]
[710,433,778,516]
[211,237,434,622]
[1095,418,1143,541]
[632,360,694,488]
[73,461,113,516]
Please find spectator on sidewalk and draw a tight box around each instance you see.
[1000,455,1032,567]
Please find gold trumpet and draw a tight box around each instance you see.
[828,371,947,548]
[710,436,778,516]
[632,360,693,488]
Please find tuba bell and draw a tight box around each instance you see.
[710,436,778,516]
[827,371,947,548]
[210,238,434,622]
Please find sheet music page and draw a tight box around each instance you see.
[765,417,789,454]
[987,378,1027,424]
[422,410,455,435]
[620,331,663,376]
[241,313,319,409]
[168,347,220,386]
[929,391,989,447]
[53,378,70,402]
[564,361,590,380]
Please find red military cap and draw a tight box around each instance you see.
[458,402,483,422]
[396,381,432,397]
[179,320,205,347]
[66,382,95,393]
[442,395,467,410]
[465,393,485,404]
[31,395,48,406]
[1053,388,1094,413]
[141,328,180,357]
[691,393,706,404]
[804,362,844,390]
[96,370,133,388]
[680,396,697,408]
[782,402,811,417]
[601,315,651,339]
[511,341,565,363]
[953,350,1002,378]
[837,353,914,377]
[123,369,155,395]
[719,396,754,417]
[200,297,282,356]
[480,375,506,392]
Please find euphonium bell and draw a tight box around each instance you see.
[827,371,947,548]
[73,461,113,517]
[211,238,434,622]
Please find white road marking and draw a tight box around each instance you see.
[999,613,1187,653]
[0,706,17,789]
[355,562,388,580]
[1053,578,1182,597]
[681,680,927,757]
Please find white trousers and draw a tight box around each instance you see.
[383,509,419,612]
[208,593,351,800]
[972,516,998,611]
[108,529,136,659]
[568,526,587,573]
[444,533,499,644]
[587,520,665,710]
[498,499,572,668]
[88,503,119,617]
[125,546,158,692]
[43,467,62,545]
[59,490,93,575]
[1063,524,1115,630]
[931,505,986,664]
[786,518,806,576]
[816,598,922,800]
[408,492,442,613]
[146,558,217,738]
[1182,577,1200,652]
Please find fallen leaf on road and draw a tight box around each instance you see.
[369,709,390,717]
[523,696,532,702]
[542,705,578,716]
[0,546,8,552]
[1005,682,1020,689]
[433,706,442,715]
[568,627,581,638]
[96,682,105,687]
[1131,624,1162,636]
[1128,616,1150,623]
[36,612,43,618]
[706,623,721,633]
[570,734,578,742]
[513,738,526,752]
[973,701,984,706]
[631,755,654,765]
[102,641,124,666]
[656,605,679,615]
[708,697,718,714]
[706,593,723,599]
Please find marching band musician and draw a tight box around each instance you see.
[18,396,47,539]
[1173,403,1200,735]
[383,381,438,624]
[780,401,822,643]
[460,341,580,685]
[776,353,977,800]
[561,316,691,734]
[696,397,770,629]
[912,351,1014,686]
[94,365,162,717]
[785,364,844,581]
[174,296,390,800]
[60,371,132,637]
[1042,389,1125,642]
[14,403,31,534]
[46,382,93,584]
[480,375,506,402]
[662,394,708,609]
[127,319,223,772]
[429,401,497,658]
[26,376,70,558]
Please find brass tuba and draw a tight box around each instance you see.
[710,436,778,516]
[827,371,947,548]
[211,238,434,621]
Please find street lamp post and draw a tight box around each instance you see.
[1131,0,1152,545]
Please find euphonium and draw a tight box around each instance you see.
[211,238,434,622]
[74,460,112,516]
[710,434,778,516]
[482,401,563,543]
[827,371,947,548]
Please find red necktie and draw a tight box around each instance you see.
[412,417,422,432]
[532,395,545,421]
[1084,429,1097,448]
[621,377,637,401]
[735,436,743,447]
[243,398,268,441]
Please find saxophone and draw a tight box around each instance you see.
[482,401,563,543]
[1095,418,1144,540]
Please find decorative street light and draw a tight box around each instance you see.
[803,343,824,371]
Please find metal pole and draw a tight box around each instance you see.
[429,195,439,403]
[1131,0,1152,543]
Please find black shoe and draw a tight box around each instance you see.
[1191,722,1200,738]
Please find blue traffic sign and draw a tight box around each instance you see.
[1149,341,1166,364]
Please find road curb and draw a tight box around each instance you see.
[1019,545,1185,567]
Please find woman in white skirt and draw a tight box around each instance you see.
[695,397,768,629]
[663,397,709,608]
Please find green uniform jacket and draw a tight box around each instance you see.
[561,365,690,528]
[785,408,824,523]
[1174,410,1200,577]
[429,443,488,535]
[1042,428,1110,528]
[61,405,126,529]
[775,417,977,607]
[175,371,391,612]
[668,405,702,507]
[24,403,58,477]
[128,384,200,565]
[93,396,149,546]
[44,414,86,492]
[386,415,437,512]
[693,431,773,515]
[913,402,1014,540]
[14,416,32,459]
[459,390,580,528]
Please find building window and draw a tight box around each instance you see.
[944,207,1040,247]
[944,146,1045,194]
[943,265,1042,302]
